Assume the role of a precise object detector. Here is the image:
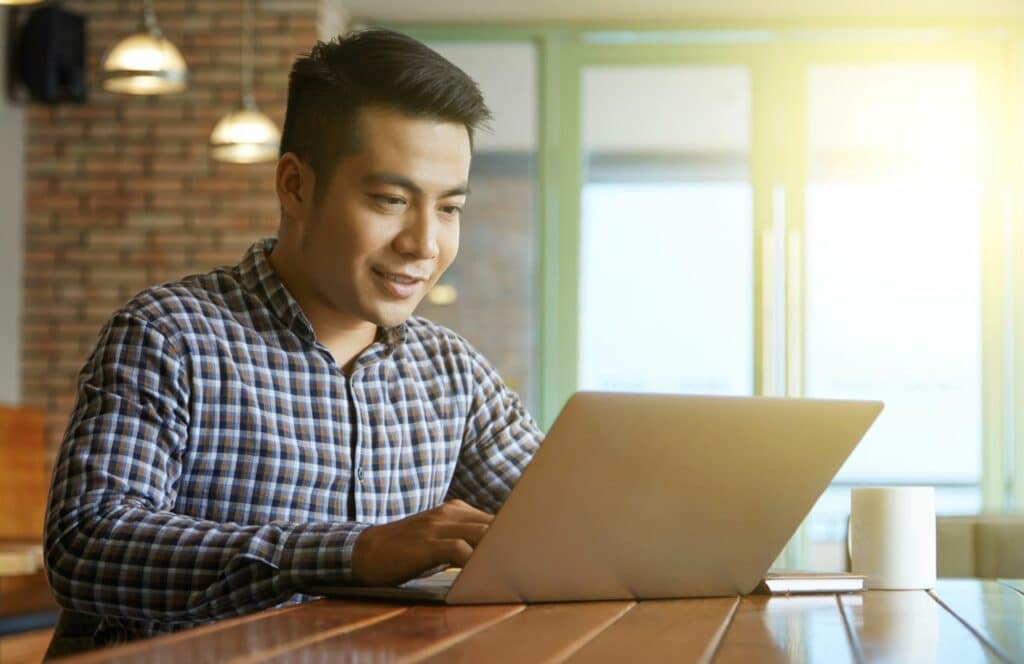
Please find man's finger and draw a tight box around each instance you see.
[429,539,474,567]
[432,522,489,546]
[440,500,495,523]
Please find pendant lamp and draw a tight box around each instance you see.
[209,0,280,164]
[101,0,187,95]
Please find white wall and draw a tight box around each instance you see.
[426,42,538,153]
[0,10,24,404]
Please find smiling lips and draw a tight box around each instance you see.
[372,267,428,299]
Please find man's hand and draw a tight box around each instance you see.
[351,499,494,586]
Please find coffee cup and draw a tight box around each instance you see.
[849,486,936,590]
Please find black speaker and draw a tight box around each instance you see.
[14,5,86,104]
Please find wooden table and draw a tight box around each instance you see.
[62,579,1023,663]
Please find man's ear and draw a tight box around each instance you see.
[276,152,316,227]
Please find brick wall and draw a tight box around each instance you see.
[23,0,320,460]
[22,2,538,461]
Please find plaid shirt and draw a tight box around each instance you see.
[43,238,543,644]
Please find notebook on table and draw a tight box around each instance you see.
[754,572,865,595]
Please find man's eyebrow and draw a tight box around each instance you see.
[362,172,470,198]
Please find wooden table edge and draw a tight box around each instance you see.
[56,601,311,663]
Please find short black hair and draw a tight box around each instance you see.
[280,29,492,205]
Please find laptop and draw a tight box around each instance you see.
[320,391,883,604]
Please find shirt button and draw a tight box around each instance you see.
[356,467,365,484]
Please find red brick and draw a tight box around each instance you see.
[27,192,81,211]
[27,159,82,176]
[57,214,124,230]
[56,177,121,194]
[125,249,188,267]
[131,179,186,193]
[87,267,147,286]
[188,177,253,193]
[126,212,186,230]
[86,230,146,249]
[26,107,55,124]
[26,143,57,159]
[188,33,243,48]
[82,156,147,175]
[61,143,119,158]
[30,124,87,140]
[83,190,148,210]
[87,122,152,140]
[53,105,114,122]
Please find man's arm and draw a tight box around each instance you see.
[347,338,544,587]
[44,311,370,624]
[446,344,544,513]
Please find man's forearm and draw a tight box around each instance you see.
[45,496,370,624]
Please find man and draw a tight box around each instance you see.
[43,29,543,651]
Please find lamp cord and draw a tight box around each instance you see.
[142,0,162,38]
[241,0,255,107]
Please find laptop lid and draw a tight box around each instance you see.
[443,392,883,604]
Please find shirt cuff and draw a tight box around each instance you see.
[277,521,372,592]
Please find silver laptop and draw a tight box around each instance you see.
[321,391,883,604]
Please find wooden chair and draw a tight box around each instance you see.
[0,405,61,659]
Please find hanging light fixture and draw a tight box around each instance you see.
[209,0,280,164]
[101,0,187,95]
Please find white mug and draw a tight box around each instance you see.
[849,486,936,590]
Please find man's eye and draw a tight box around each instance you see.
[373,195,406,206]
[441,205,462,217]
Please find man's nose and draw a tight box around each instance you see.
[395,206,440,259]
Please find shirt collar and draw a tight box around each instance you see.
[236,238,407,353]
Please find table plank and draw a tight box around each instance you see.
[63,601,404,664]
[564,597,737,662]
[930,579,1024,663]
[840,590,999,663]
[714,594,856,663]
[418,601,633,663]
[255,603,522,663]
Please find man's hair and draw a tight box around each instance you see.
[280,29,492,205]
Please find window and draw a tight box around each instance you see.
[578,66,754,396]
[802,63,985,568]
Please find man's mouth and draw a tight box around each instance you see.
[372,268,428,298]
[375,270,423,284]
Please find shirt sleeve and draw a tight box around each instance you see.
[44,311,371,626]
[446,342,544,513]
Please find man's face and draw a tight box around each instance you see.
[298,106,471,329]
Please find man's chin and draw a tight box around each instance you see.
[368,306,417,330]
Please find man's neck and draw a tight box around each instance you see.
[268,241,377,374]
